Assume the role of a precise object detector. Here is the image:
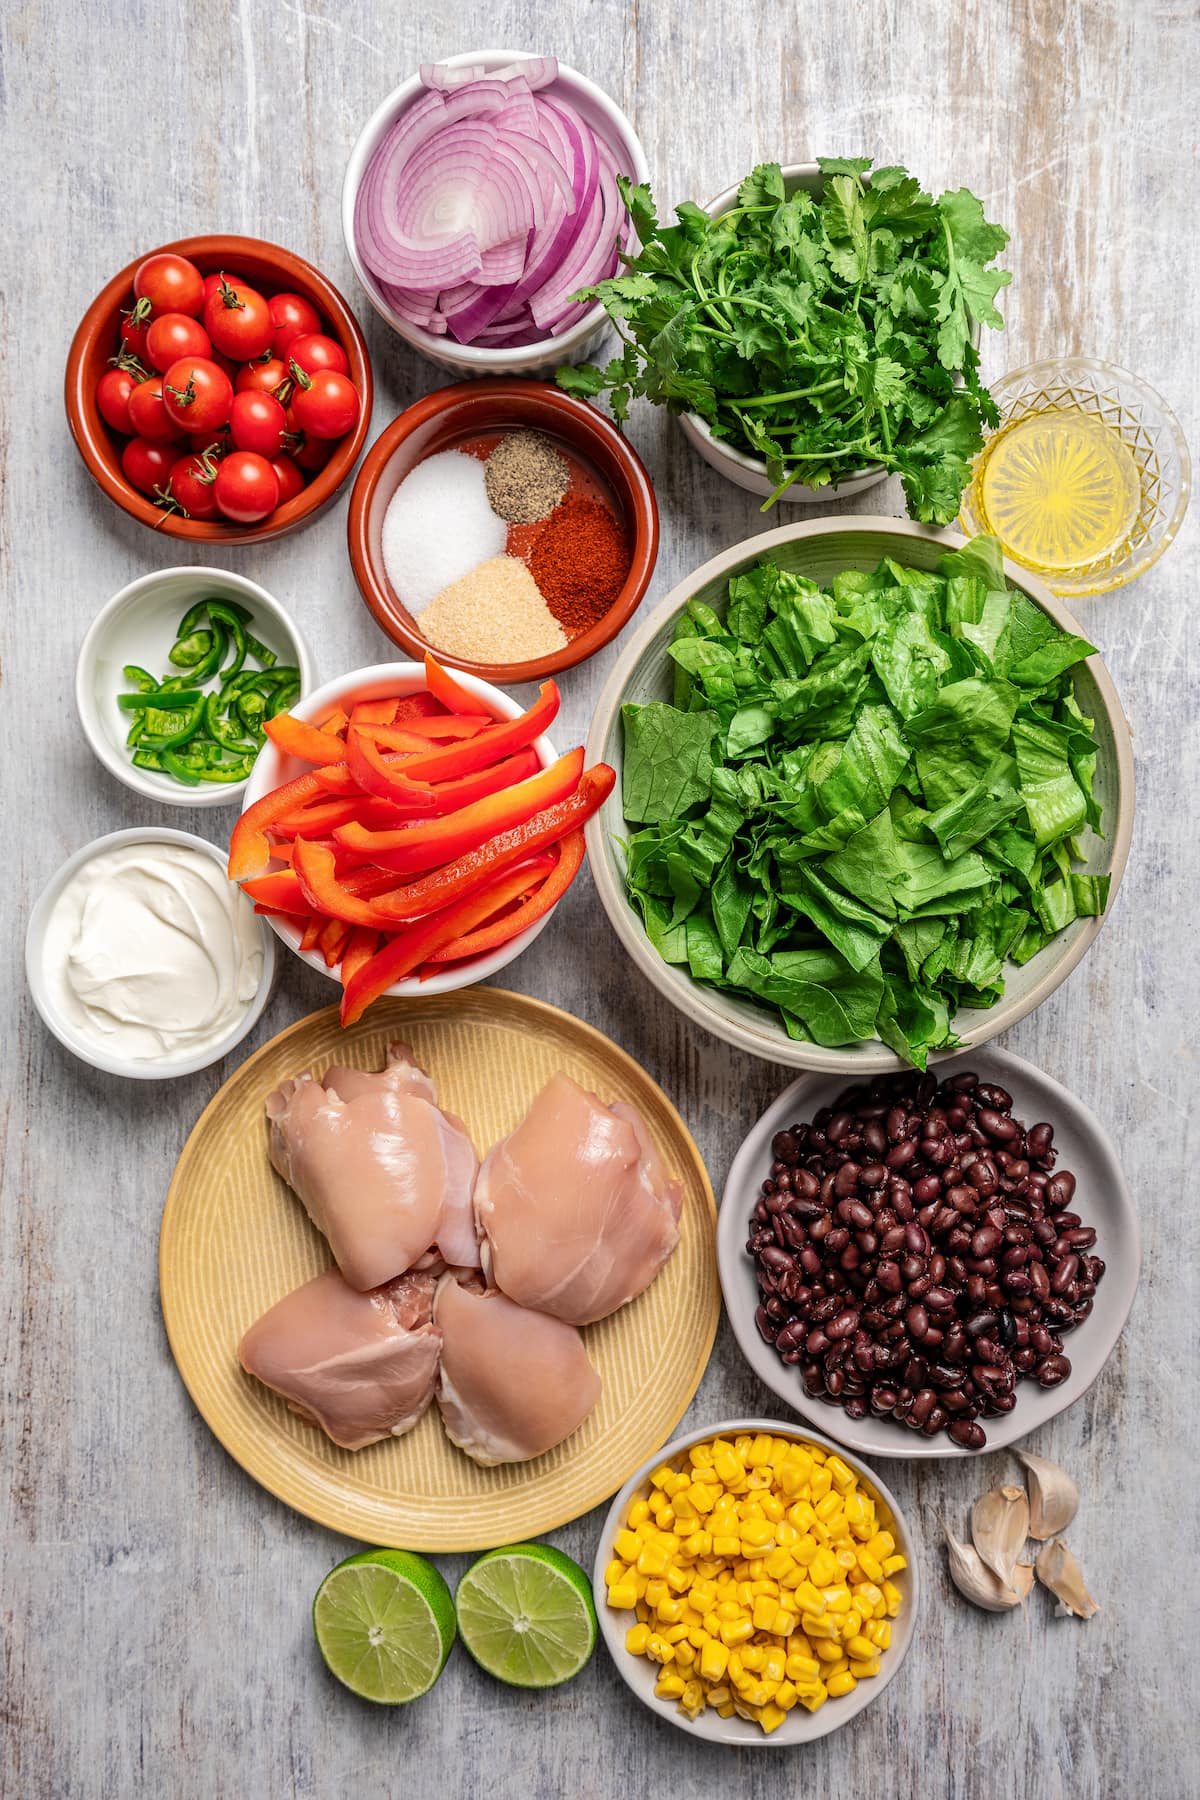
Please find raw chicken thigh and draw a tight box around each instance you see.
[238,1267,441,1451]
[475,1074,683,1325]
[433,1274,601,1466]
[265,1043,480,1289]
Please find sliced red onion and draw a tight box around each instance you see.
[356,64,632,347]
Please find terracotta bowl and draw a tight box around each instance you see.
[347,379,659,684]
[64,234,373,545]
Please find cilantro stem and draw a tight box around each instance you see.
[734,378,843,409]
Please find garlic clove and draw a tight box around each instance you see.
[1015,1450,1079,1540]
[945,1525,1024,1611]
[1035,1538,1100,1618]
[1013,1561,1035,1603]
[970,1484,1031,1588]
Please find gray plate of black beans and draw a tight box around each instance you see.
[717,1049,1140,1458]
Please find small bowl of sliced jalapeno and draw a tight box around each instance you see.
[76,567,316,809]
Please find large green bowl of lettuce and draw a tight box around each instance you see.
[583,522,1133,1070]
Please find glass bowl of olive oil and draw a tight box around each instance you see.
[959,357,1190,597]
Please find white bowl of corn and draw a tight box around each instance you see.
[592,1418,919,1745]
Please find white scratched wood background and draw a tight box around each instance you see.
[2,1,1196,1796]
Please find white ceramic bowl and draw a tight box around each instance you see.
[240,661,561,995]
[718,1047,1140,1460]
[341,49,650,379]
[593,1416,919,1745]
[26,827,276,1079]
[678,164,978,505]
[584,517,1135,1072]
[76,567,315,810]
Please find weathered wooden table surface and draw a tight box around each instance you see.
[3,2,1196,1795]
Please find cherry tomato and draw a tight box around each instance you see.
[166,451,221,520]
[290,369,360,440]
[186,426,231,458]
[96,367,138,434]
[229,390,289,458]
[203,278,273,361]
[288,333,349,378]
[202,270,249,304]
[267,292,322,361]
[127,376,186,444]
[235,356,291,397]
[119,301,153,362]
[145,312,212,373]
[290,427,336,474]
[133,252,205,319]
[212,451,280,523]
[161,357,234,433]
[122,436,176,495]
[270,454,306,506]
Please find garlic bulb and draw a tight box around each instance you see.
[1015,1450,1079,1540]
[970,1484,1031,1588]
[945,1526,1026,1611]
[1035,1538,1100,1618]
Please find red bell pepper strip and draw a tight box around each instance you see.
[371,763,615,924]
[300,915,323,953]
[292,839,406,927]
[428,832,585,963]
[350,698,399,728]
[368,714,493,744]
[273,795,405,837]
[339,926,379,987]
[424,653,483,714]
[333,748,585,877]
[319,915,352,967]
[345,729,440,809]
[263,713,350,766]
[370,681,560,786]
[241,869,309,911]
[341,855,562,1026]
[393,692,443,722]
[229,763,354,878]
[317,704,350,737]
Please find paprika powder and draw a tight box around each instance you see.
[528,495,631,635]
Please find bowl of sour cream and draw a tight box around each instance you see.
[26,827,274,1078]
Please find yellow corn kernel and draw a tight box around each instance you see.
[740,1645,765,1672]
[661,1623,688,1644]
[826,1455,856,1493]
[606,1581,638,1611]
[856,1551,884,1584]
[845,1633,876,1662]
[759,1704,787,1735]
[742,1680,774,1708]
[772,1608,798,1637]
[720,1618,754,1647]
[687,1626,707,1651]
[635,1601,651,1625]
[799,1686,829,1713]
[700,1639,729,1682]
[637,1542,671,1578]
[654,1672,685,1699]
[646,1635,675,1665]
[716,1700,736,1719]
[776,1462,805,1498]
[703,1611,721,1638]
[745,1469,773,1490]
[809,1549,837,1588]
[882,1579,903,1617]
[653,1505,675,1530]
[815,1492,842,1523]
[688,1442,715,1469]
[764,1548,794,1581]
[823,1655,849,1678]
[716,1599,742,1623]
[866,1531,895,1560]
[680,1678,705,1717]
[656,1596,683,1625]
[759,1494,785,1523]
[672,1493,697,1525]
[774,1679,799,1711]
[683,1531,713,1561]
[882,1554,908,1577]
[687,1482,718,1516]
[625,1623,650,1656]
[821,1586,852,1614]
[762,1647,786,1685]
[800,1612,835,1641]
[674,1640,697,1668]
[792,1534,818,1567]
[664,1470,690,1497]
[649,1462,674,1490]
[745,1560,768,1581]
[740,1519,775,1551]
[854,1581,884,1613]
[644,1579,667,1609]
[614,1530,640,1563]
[606,1558,631,1589]
[735,1581,755,1607]
[834,1547,857,1572]
[745,1434,774,1468]
[786,1652,821,1681]
[867,1620,891,1650]
[712,1447,745,1486]
[665,1565,691,1595]
[706,1683,732,1708]
[849,1657,880,1679]
[626,1497,650,1528]
[826,1670,857,1698]
[752,1596,779,1633]
[814,1636,845,1662]
[713,1535,741,1559]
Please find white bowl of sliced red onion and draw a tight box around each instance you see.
[342,51,649,378]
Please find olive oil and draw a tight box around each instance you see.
[970,410,1141,576]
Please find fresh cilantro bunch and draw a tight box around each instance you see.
[558,157,1011,523]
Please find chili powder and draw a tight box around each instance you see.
[528,495,631,635]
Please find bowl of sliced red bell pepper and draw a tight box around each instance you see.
[230,651,615,1023]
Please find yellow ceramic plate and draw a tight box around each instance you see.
[159,990,719,1550]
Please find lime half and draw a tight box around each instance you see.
[455,1544,597,1688]
[313,1548,455,1704]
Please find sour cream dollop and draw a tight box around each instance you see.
[42,842,264,1063]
